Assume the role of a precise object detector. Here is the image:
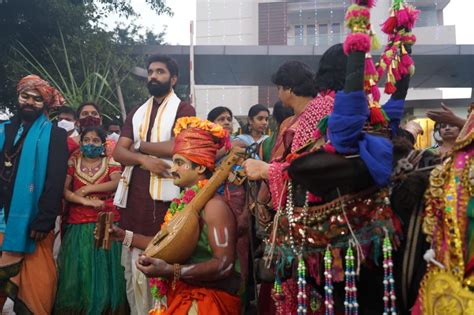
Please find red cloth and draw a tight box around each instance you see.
[164,281,240,315]
[16,75,65,108]
[173,127,220,171]
[67,137,80,155]
[119,100,195,235]
[66,154,121,224]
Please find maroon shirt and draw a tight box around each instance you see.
[120,98,195,236]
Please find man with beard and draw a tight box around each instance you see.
[113,54,195,314]
[0,75,68,314]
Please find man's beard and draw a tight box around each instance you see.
[147,79,172,97]
[19,105,43,122]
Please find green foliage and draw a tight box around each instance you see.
[0,0,170,119]
[13,32,122,120]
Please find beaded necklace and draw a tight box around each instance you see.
[285,181,309,314]
[324,247,334,315]
[382,231,397,315]
[344,244,358,315]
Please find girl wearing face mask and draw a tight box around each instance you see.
[55,126,127,314]
[68,102,103,153]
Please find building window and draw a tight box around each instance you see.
[295,25,304,45]
[319,24,328,34]
[331,23,341,34]
[307,24,316,45]
[319,24,328,46]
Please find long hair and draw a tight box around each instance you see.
[314,44,347,93]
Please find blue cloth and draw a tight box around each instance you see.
[328,91,393,187]
[14,124,24,146]
[0,114,52,253]
[382,98,405,137]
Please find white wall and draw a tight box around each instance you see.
[196,0,259,45]
[194,85,259,119]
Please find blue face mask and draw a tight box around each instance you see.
[80,144,104,158]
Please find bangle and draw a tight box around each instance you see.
[172,263,181,290]
[123,230,133,248]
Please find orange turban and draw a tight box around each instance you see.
[17,75,65,108]
[173,117,231,171]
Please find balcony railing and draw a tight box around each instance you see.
[287,32,348,46]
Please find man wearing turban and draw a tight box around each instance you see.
[0,75,68,314]
[110,117,241,314]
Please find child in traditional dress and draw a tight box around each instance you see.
[55,126,127,314]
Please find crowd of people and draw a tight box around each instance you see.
[0,5,473,314]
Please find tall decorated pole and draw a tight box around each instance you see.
[343,0,390,128]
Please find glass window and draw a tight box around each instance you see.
[331,23,341,34]
[319,24,328,34]
[307,24,316,45]
[319,24,328,46]
[295,25,304,45]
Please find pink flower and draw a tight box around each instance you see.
[156,280,168,296]
[181,189,196,204]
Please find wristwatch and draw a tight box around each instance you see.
[134,140,142,152]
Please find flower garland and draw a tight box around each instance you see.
[173,116,230,150]
[149,179,208,315]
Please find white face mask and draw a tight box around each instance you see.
[107,132,120,142]
[58,119,76,132]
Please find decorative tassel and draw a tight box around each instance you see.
[371,85,381,102]
[392,65,402,81]
[343,33,371,55]
[297,256,307,315]
[382,231,397,315]
[401,33,417,45]
[345,5,371,31]
[376,63,385,78]
[381,15,397,34]
[365,56,377,75]
[398,62,408,76]
[371,31,381,50]
[396,6,410,27]
[384,81,397,95]
[370,106,386,126]
[344,244,359,315]
[324,247,334,315]
[396,5,420,29]
[401,52,414,68]
[273,276,285,315]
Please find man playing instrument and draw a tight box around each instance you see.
[0,75,68,314]
[111,117,241,314]
[113,54,195,314]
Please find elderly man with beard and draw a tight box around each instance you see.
[0,75,68,314]
[113,54,195,314]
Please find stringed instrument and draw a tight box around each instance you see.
[143,147,246,263]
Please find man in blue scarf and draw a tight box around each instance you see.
[0,75,68,314]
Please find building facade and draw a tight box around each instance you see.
[195,0,461,119]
